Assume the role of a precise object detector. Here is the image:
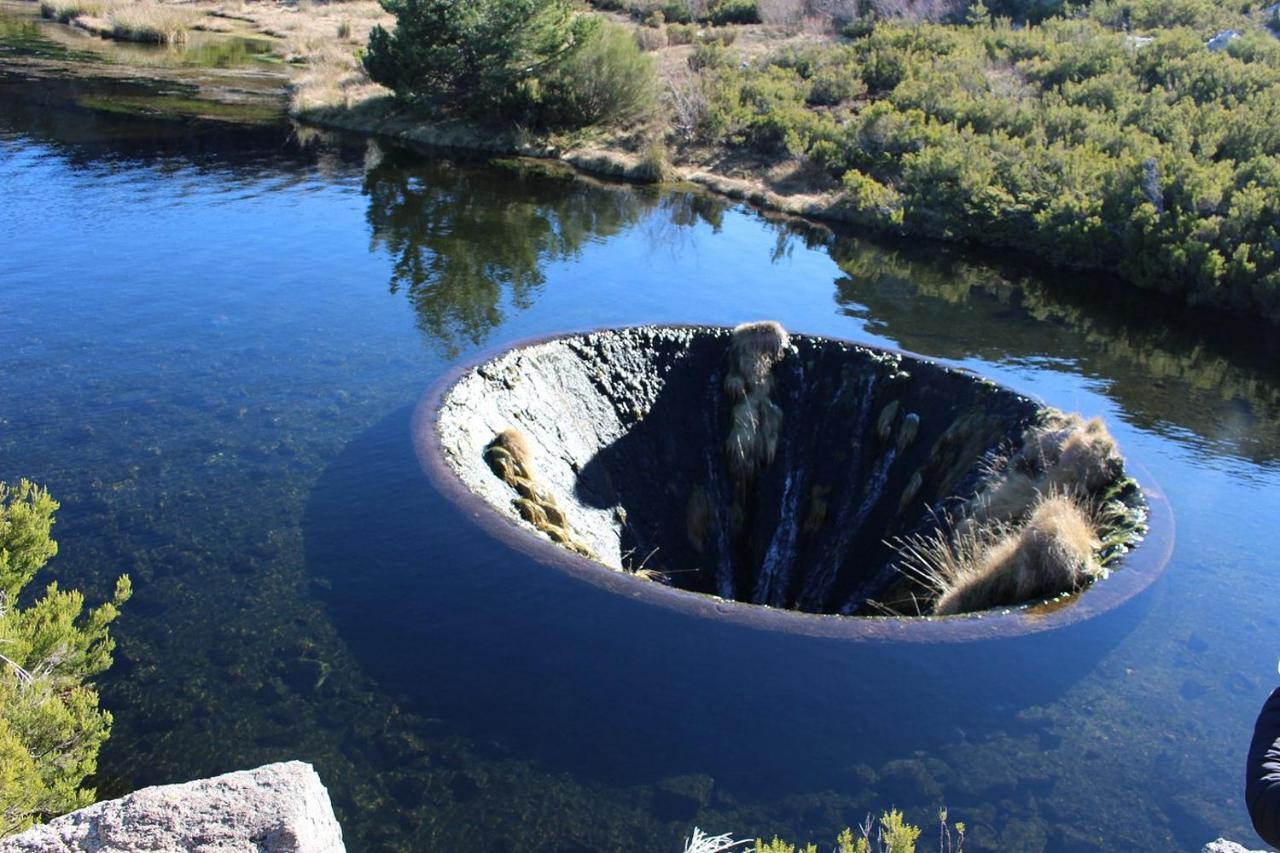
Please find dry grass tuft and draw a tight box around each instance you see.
[726,389,783,477]
[484,428,535,484]
[108,3,199,44]
[726,320,789,390]
[971,411,1124,525]
[1046,416,1123,494]
[39,0,106,23]
[723,322,790,478]
[484,429,595,559]
[902,494,1104,616]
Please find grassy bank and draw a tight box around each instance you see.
[38,0,198,43]
[22,0,1280,323]
[290,0,1280,325]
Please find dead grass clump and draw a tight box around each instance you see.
[723,321,790,478]
[969,469,1039,525]
[971,411,1124,525]
[903,494,1103,616]
[727,389,784,477]
[289,40,390,116]
[726,320,789,389]
[484,430,595,559]
[109,3,198,44]
[484,428,535,483]
[1047,417,1123,494]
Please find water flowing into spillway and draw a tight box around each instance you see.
[430,325,1153,624]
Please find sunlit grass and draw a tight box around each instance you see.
[38,0,107,24]
[108,3,198,44]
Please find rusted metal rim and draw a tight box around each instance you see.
[413,325,1175,644]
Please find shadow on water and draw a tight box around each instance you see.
[303,403,1157,800]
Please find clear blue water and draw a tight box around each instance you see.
[3,74,1280,851]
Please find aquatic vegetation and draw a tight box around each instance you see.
[0,481,131,836]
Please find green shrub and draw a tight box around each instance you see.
[753,810,945,853]
[635,24,668,50]
[363,0,596,120]
[807,68,868,104]
[661,0,694,23]
[702,26,738,45]
[544,22,660,126]
[841,16,876,39]
[841,168,903,224]
[636,140,672,181]
[689,39,731,70]
[709,0,759,24]
[667,22,698,43]
[0,481,131,837]
[687,16,1280,322]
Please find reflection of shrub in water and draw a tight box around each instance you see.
[363,157,725,352]
[827,233,1280,464]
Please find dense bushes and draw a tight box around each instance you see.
[588,0,760,27]
[364,0,656,128]
[0,481,131,836]
[687,16,1280,320]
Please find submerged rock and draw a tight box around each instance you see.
[0,761,344,852]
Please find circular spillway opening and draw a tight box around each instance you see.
[419,325,1170,641]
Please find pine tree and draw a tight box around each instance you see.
[363,0,597,117]
[0,480,131,837]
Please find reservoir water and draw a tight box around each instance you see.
[3,17,1280,849]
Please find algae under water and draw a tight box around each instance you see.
[2,57,1280,851]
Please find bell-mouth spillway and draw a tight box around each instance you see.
[416,325,1172,642]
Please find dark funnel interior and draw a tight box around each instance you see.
[436,326,1044,616]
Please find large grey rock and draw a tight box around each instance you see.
[1,761,343,852]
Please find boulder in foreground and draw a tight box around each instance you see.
[0,761,343,852]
